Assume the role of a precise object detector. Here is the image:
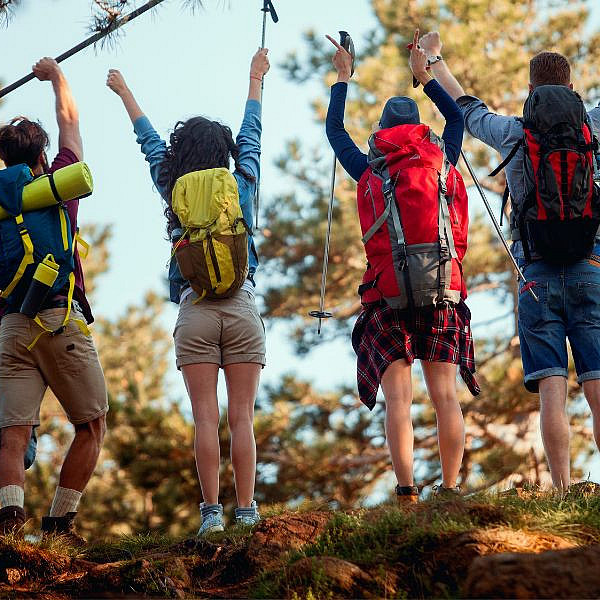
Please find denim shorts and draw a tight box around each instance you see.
[517,243,600,392]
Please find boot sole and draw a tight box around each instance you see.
[199,524,224,536]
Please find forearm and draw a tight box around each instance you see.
[429,60,465,101]
[119,88,144,124]
[52,73,78,126]
[248,76,262,102]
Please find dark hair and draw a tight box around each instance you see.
[0,117,49,168]
[157,116,256,237]
[530,52,571,88]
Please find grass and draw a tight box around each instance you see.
[3,491,600,599]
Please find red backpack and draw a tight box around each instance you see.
[491,85,600,264]
[356,124,469,310]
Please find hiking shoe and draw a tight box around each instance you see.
[0,505,26,536]
[432,484,462,499]
[235,501,260,526]
[41,512,87,547]
[197,503,225,536]
[395,485,419,505]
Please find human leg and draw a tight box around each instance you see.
[421,361,463,488]
[381,359,414,487]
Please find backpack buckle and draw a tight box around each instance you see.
[50,326,65,337]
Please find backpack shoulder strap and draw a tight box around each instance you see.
[489,138,523,177]
[0,213,34,298]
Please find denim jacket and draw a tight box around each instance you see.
[133,100,262,303]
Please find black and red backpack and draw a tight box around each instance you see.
[491,85,600,264]
[356,124,469,310]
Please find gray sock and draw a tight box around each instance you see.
[235,500,259,519]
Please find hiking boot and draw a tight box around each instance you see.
[395,485,419,505]
[235,501,260,526]
[197,503,225,536]
[41,512,87,547]
[432,484,462,499]
[0,505,26,536]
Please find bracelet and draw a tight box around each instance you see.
[250,75,263,82]
[427,55,443,66]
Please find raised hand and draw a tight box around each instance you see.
[32,58,62,82]
[326,34,353,83]
[106,69,129,96]
[419,31,442,56]
[250,48,270,81]
[409,29,432,86]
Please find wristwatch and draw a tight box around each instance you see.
[427,55,443,66]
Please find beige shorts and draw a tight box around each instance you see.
[0,309,108,428]
[174,288,266,369]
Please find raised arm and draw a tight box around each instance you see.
[33,58,82,160]
[418,32,465,101]
[106,69,166,193]
[325,34,368,182]
[235,48,270,183]
[419,31,516,156]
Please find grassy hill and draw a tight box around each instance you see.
[2,485,600,598]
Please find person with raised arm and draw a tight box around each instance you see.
[326,31,479,503]
[0,58,107,542]
[107,47,269,535]
[420,30,600,490]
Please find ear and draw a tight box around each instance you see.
[528,83,533,93]
[569,82,574,89]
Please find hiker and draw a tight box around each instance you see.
[420,31,600,490]
[0,58,108,539]
[106,47,269,535]
[326,30,480,503]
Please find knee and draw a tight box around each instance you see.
[227,408,254,434]
[0,426,32,454]
[430,390,459,411]
[384,393,412,415]
[74,416,106,451]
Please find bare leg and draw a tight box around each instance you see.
[58,416,106,491]
[539,376,570,490]
[583,379,600,453]
[224,363,261,508]
[381,360,414,487]
[421,361,464,488]
[0,425,32,489]
[182,363,220,505]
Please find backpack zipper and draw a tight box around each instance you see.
[448,171,459,225]
[366,180,377,221]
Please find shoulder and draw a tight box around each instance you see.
[49,147,79,173]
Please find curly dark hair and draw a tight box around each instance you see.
[157,116,256,237]
[0,117,49,168]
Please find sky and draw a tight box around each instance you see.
[2,0,600,483]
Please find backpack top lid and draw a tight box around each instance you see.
[0,164,33,217]
[524,85,586,133]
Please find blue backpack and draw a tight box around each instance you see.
[0,164,87,349]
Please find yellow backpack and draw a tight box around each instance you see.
[171,168,250,301]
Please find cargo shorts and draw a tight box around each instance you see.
[174,287,266,369]
[0,308,108,428]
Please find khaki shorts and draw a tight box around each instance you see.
[174,289,266,368]
[0,309,108,428]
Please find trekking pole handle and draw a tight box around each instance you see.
[339,30,356,76]
[460,151,539,303]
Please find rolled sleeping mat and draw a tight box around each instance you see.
[0,162,93,221]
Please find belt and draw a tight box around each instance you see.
[41,298,81,312]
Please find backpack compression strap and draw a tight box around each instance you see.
[0,214,34,299]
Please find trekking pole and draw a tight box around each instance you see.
[254,0,279,230]
[0,0,167,99]
[460,150,539,302]
[309,31,356,334]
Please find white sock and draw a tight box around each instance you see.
[49,486,82,517]
[0,485,24,509]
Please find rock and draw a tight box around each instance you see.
[465,543,600,598]
[248,511,332,567]
[285,556,373,596]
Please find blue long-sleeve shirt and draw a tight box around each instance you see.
[326,80,464,182]
[133,99,262,303]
